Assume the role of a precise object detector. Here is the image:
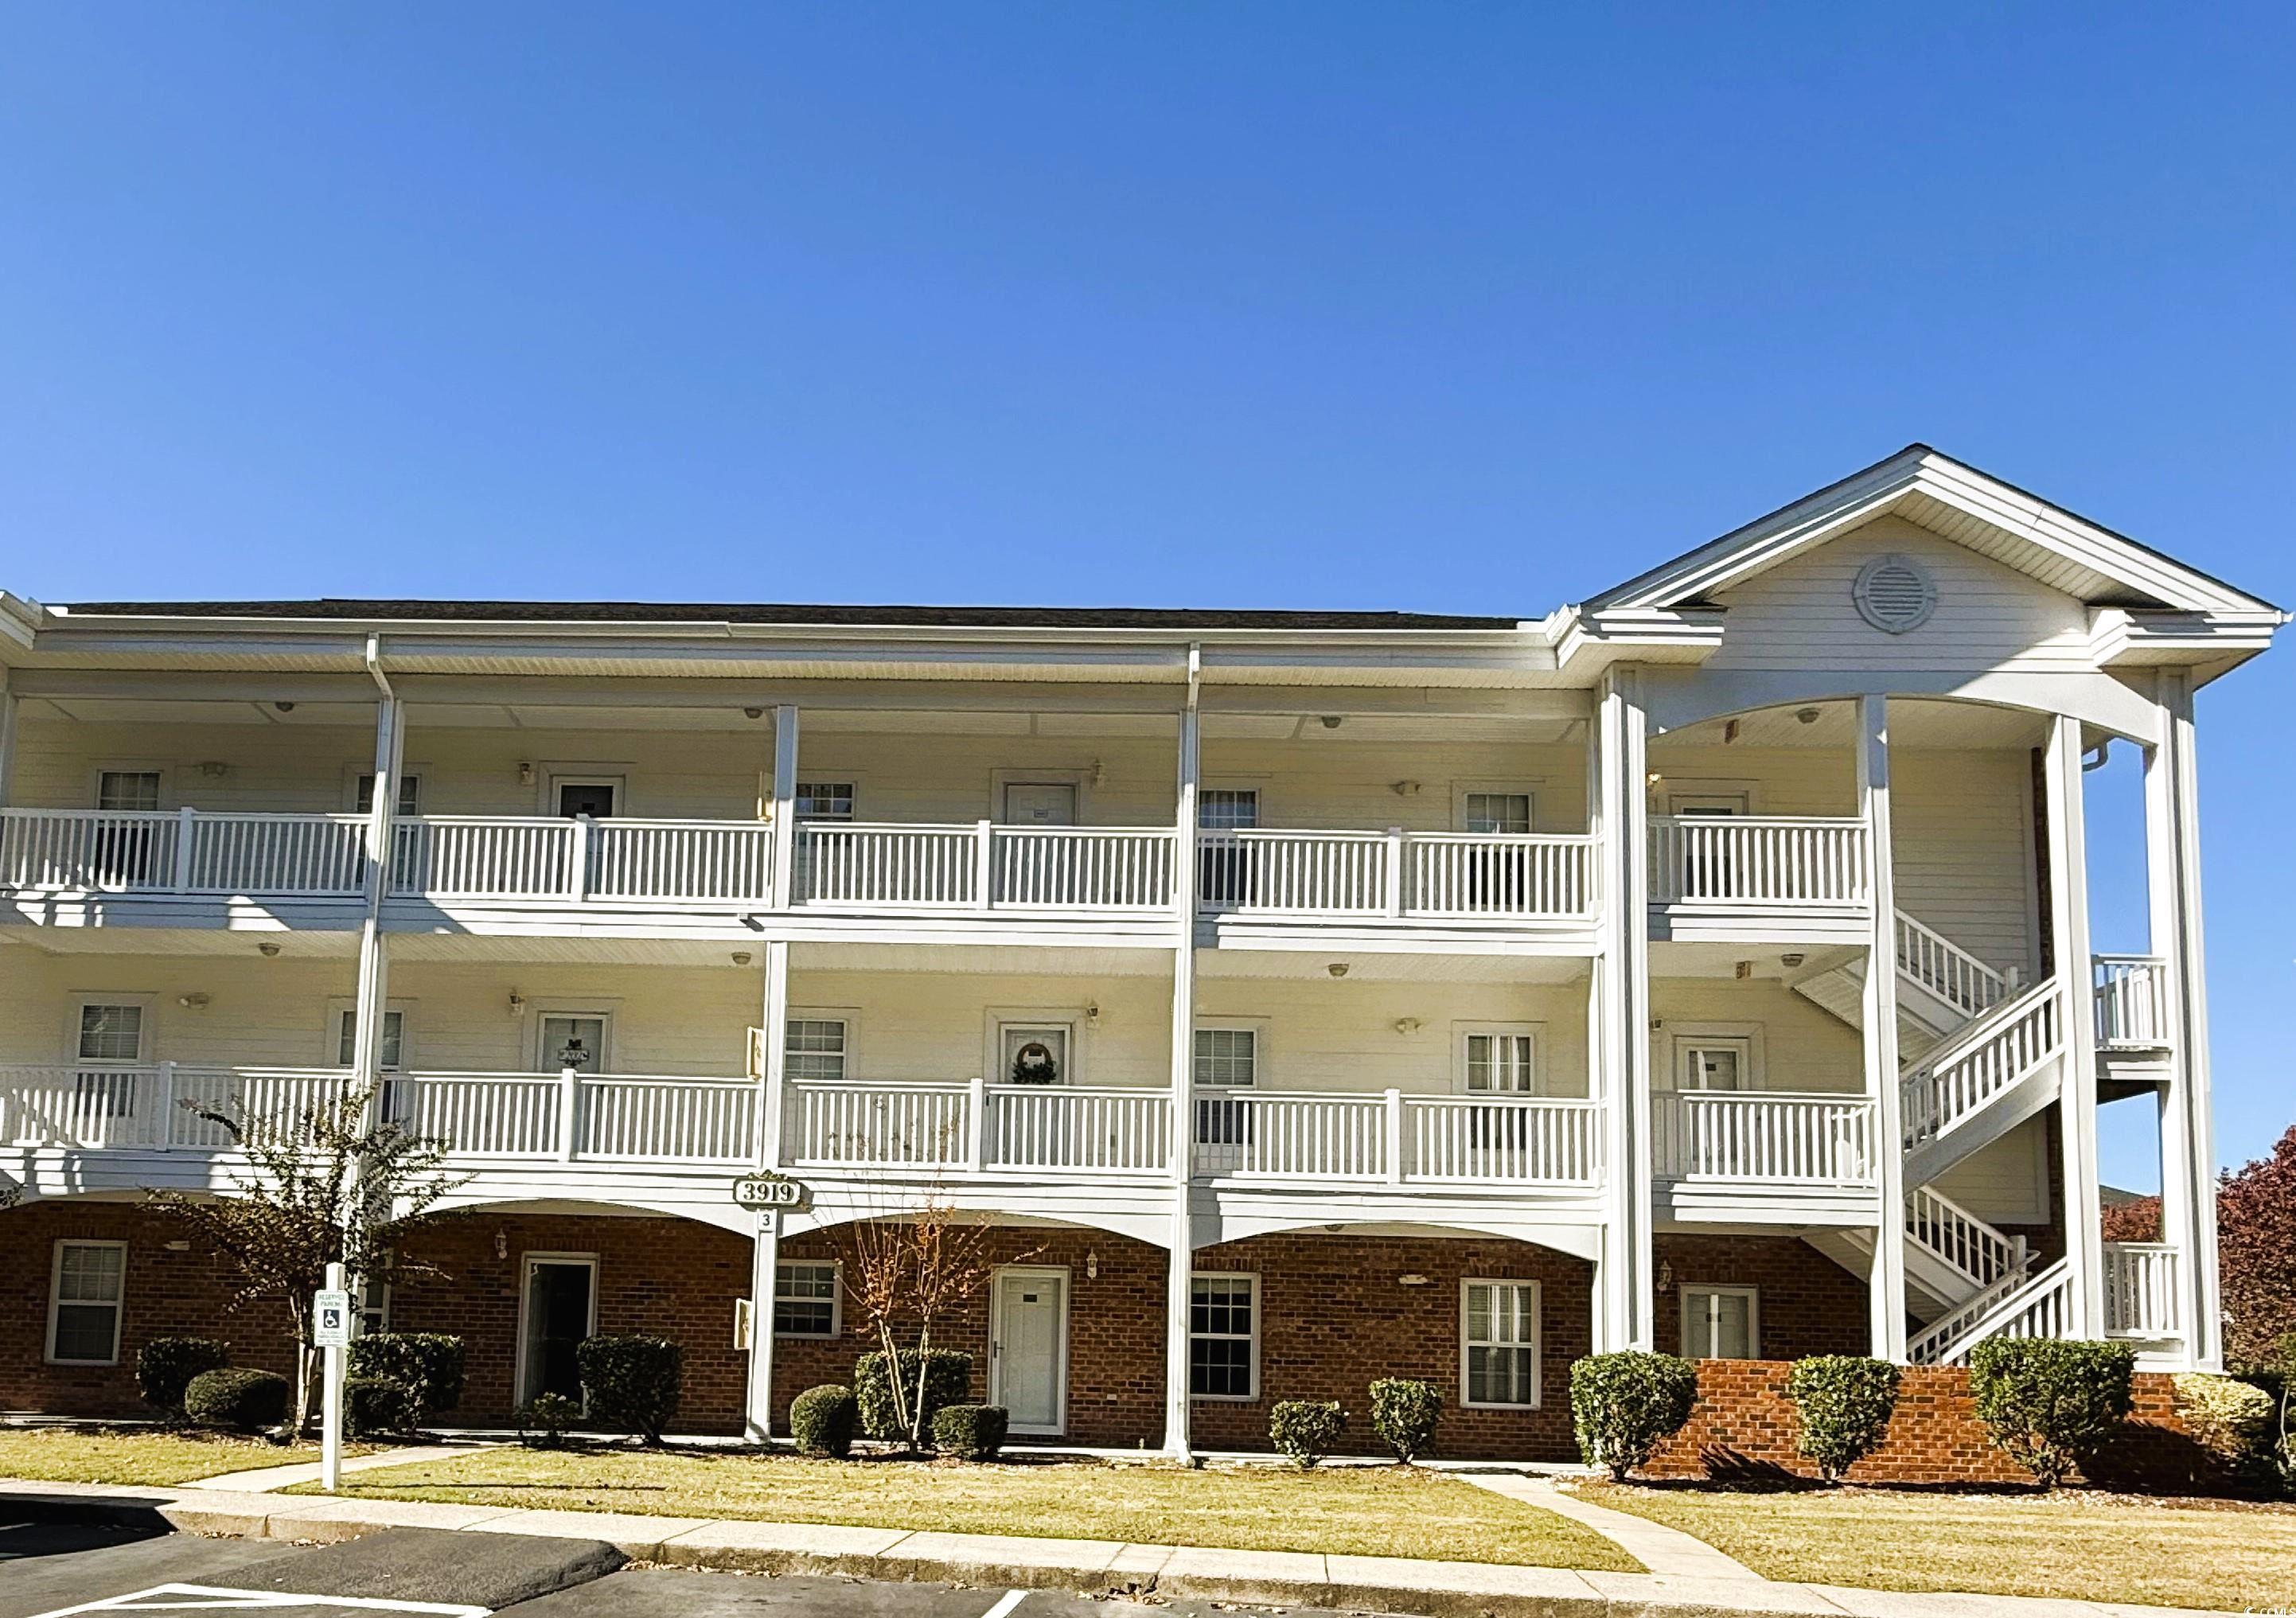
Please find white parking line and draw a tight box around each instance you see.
[976,1589,1030,1618]
[26,1584,490,1617]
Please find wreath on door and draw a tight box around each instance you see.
[1009,1040,1062,1086]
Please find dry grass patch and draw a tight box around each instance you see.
[306,1448,1638,1569]
[1575,1479,2296,1611]
[0,1425,324,1486]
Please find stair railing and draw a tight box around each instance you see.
[1895,910,2017,1023]
[1900,979,2064,1148]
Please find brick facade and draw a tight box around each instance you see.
[1651,1234,1869,1362]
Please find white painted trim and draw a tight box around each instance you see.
[1453,1022,1545,1095]
[513,1250,600,1408]
[1678,1282,1762,1359]
[989,769,1092,826]
[1186,1270,1261,1403]
[1662,1023,1765,1094]
[1191,1018,1269,1090]
[989,1263,1071,1436]
[87,762,170,811]
[327,998,413,1070]
[46,1238,128,1366]
[1451,781,1542,834]
[770,1257,843,1339]
[782,1007,861,1082]
[1459,1276,1542,1409]
[984,1008,1086,1086]
[66,994,156,1065]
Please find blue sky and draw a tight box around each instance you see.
[2,5,2289,1184]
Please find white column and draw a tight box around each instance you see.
[2144,669,2220,1368]
[746,936,793,1441]
[1594,667,1654,1351]
[1164,654,1200,1462]
[350,695,407,1092]
[768,706,799,910]
[1857,695,1908,1359]
[2045,714,2104,1338]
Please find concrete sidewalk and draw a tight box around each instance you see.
[0,1477,2243,1618]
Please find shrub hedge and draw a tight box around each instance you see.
[345,1375,423,1437]
[931,1402,1010,1460]
[1785,1355,1900,1482]
[854,1349,973,1443]
[790,1384,860,1458]
[347,1332,466,1418]
[1369,1377,1441,1463]
[1969,1338,2135,1489]
[1269,1399,1347,1468]
[518,1391,580,1449]
[576,1335,684,1445]
[184,1367,290,1433]
[1569,1351,1697,1480]
[137,1337,231,1417]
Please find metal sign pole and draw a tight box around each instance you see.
[317,1261,352,1492]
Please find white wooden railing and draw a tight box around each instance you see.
[1403,1096,1602,1184]
[2093,955,2174,1051]
[1197,830,1597,921]
[1900,981,2064,1148]
[786,1079,971,1168]
[983,1084,1170,1174]
[585,822,776,905]
[1647,816,1870,909]
[1913,1257,2074,1367]
[795,822,1177,911]
[0,809,371,897]
[1897,911,2016,1020]
[2103,1242,2183,1339]
[0,1063,357,1150]
[1907,1185,2025,1289]
[1192,1090,1603,1185]
[1654,1090,1877,1183]
[391,817,781,906]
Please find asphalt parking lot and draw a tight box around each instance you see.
[0,1516,1351,1618]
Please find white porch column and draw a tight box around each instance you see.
[2045,714,2105,1338]
[1857,695,1908,1359]
[1164,651,1201,1462]
[746,1210,782,1443]
[768,706,799,910]
[1593,666,1654,1352]
[2144,669,2220,1368]
[746,936,793,1441]
[349,687,407,1094]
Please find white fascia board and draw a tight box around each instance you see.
[1551,606,1728,673]
[2088,606,2287,684]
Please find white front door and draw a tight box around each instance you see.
[1003,783,1077,826]
[991,1266,1068,1435]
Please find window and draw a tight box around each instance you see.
[1193,1026,1257,1150]
[335,1009,407,1071]
[49,1241,127,1364]
[357,1265,392,1336]
[96,770,162,812]
[77,1003,147,1063]
[1198,790,1260,831]
[1197,790,1261,906]
[774,1261,841,1338]
[784,1019,849,1083]
[1682,1286,1760,1359]
[1462,1280,1539,1407]
[1462,792,1533,835]
[794,783,855,821]
[354,774,422,816]
[1462,1029,1537,1094]
[1189,1273,1257,1399]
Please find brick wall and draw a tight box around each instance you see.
[1651,1234,1869,1360]
[1643,1359,2229,1491]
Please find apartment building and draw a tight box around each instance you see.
[0,445,2279,1459]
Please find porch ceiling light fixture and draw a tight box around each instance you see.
[1319,715,1343,730]
[1781,953,1805,969]
[1326,961,1350,978]
[1795,707,1822,725]
[731,951,753,966]
[273,701,295,713]
[256,941,282,958]
[743,707,764,719]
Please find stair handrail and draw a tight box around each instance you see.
[1905,1185,2026,1290]
[1915,1256,2074,1367]
[1900,977,2064,1147]
[1895,909,2017,1021]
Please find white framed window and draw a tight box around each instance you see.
[1458,1024,1539,1094]
[333,1007,408,1071]
[1198,789,1261,831]
[1681,1285,1760,1359]
[794,782,856,821]
[1460,790,1534,835]
[1461,1278,1540,1408]
[774,1261,842,1338]
[48,1240,127,1365]
[536,1012,612,1074]
[75,1000,150,1064]
[95,769,163,812]
[1188,1273,1258,1400]
[1193,1025,1259,1090]
[990,1014,1078,1086]
[784,1018,850,1083]
[354,774,422,816]
[358,1263,392,1336]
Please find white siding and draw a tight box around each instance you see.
[1648,980,1865,1094]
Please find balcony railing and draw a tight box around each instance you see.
[1647,816,1870,910]
[2102,1242,2183,1339]
[1654,1090,1877,1185]
[0,809,369,897]
[1196,830,1597,921]
[2093,954,2174,1051]
[794,822,1177,912]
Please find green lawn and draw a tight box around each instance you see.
[1575,1480,2296,1612]
[298,1448,1638,1569]
[0,1426,323,1486]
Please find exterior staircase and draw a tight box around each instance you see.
[1795,908,2070,1364]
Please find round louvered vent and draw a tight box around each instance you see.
[1852,553,1937,634]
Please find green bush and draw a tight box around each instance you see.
[1786,1355,1900,1482]
[136,1337,231,1417]
[1968,1339,2135,1489]
[1369,1377,1442,1463]
[345,1375,422,1437]
[184,1367,290,1433]
[348,1333,466,1417]
[1269,1399,1347,1468]
[790,1384,860,1458]
[1569,1351,1698,1480]
[931,1402,1010,1460]
[2172,1371,2278,1483]
[576,1335,683,1445]
[853,1349,973,1443]
[518,1391,580,1449]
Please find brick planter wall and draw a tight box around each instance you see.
[1642,1359,2231,1492]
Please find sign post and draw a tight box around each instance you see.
[314,1265,353,1492]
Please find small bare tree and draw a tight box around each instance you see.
[833,1200,1030,1451]
[146,1076,466,1437]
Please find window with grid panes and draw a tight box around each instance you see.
[49,1242,126,1363]
[1462,792,1532,834]
[1188,1274,1257,1398]
[784,1020,848,1082]
[774,1262,840,1337]
[1463,1280,1538,1406]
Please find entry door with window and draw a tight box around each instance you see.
[789,782,855,903]
[1667,791,1748,899]
[1678,1039,1749,1092]
[1461,791,1534,909]
[555,780,619,819]
[93,770,163,887]
[1197,789,1260,907]
[1191,1027,1257,1172]
[1002,783,1077,827]
[520,1257,597,1405]
[74,1002,147,1129]
[990,1267,1068,1435]
[540,1016,608,1074]
[1462,1030,1536,1154]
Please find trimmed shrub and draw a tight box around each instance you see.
[348,1333,466,1418]
[576,1335,683,1445]
[1569,1351,1698,1481]
[932,1403,1010,1461]
[854,1350,973,1444]
[1786,1355,1900,1483]
[184,1367,290,1433]
[1269,1399,1347,1468]
[790,1384,860,1458]
[1969,1339,2135,1489]
[345,1375,423,1438]
[137,1337,231,1417]
[518,1391,580,1450]
[2173,1371,2278,1483]
[1369,1377,1442,1464]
